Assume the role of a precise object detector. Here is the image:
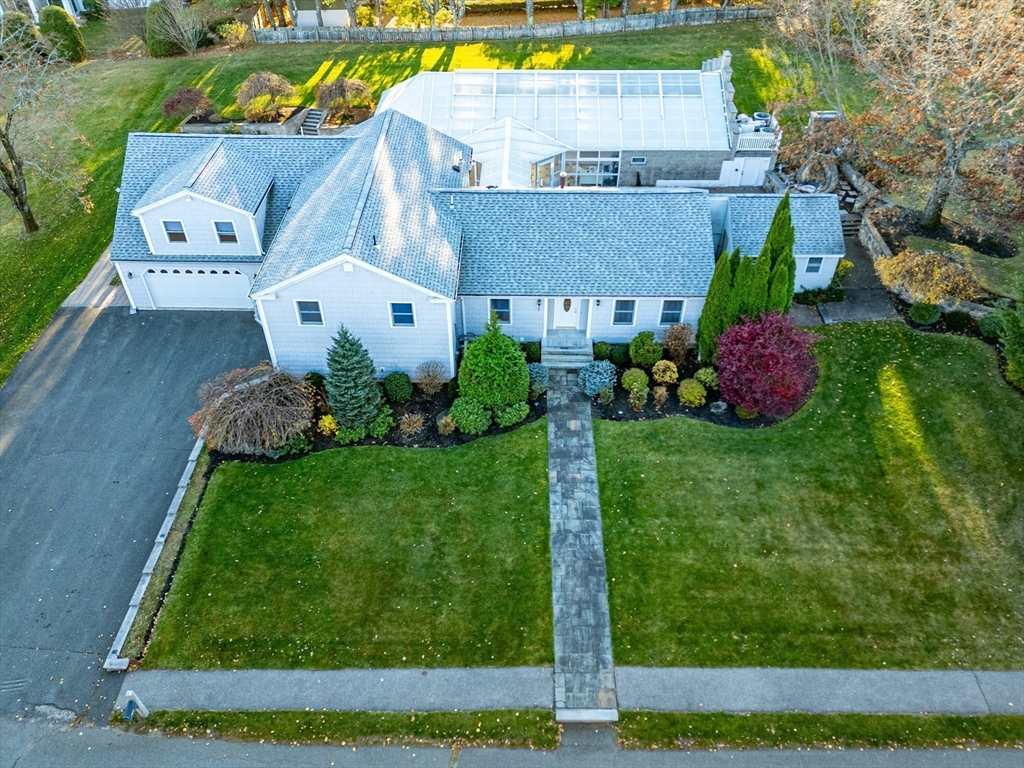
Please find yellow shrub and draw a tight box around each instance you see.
[876,249,983,303]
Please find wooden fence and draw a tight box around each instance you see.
[253,6,773,44]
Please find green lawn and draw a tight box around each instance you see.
[597,323,1024,670]
[135,709,559,749]
[617,712,1024,750]
[0,21,785,384]
[143,420,552,669]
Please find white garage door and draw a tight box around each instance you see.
[143,267,253,310]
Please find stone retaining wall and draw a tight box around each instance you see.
[253,7,773,44]
[179,108,310,135]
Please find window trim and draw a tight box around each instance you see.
[659,299,686,326]
[213,220,239,244]
[389,301,417,328]
[611,298,637,327]
[161,219,187,244]
[488,297,512,325]
[806,257,824,274]
[294,299,324,326]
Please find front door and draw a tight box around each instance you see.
[554,297,580,329]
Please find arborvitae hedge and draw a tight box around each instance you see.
[697,249,735,361]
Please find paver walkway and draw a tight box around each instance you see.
[546,368,618,722]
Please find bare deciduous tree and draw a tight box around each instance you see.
[450,0,466,26]
[573,0,583,21]
[1,14,90,234]
[148,0,207,56]
[189,363,313,456]
[774,0,1024,229]
[526,0,533,27]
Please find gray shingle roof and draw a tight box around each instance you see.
[726,194,845,258]
[112,134,354,263]
[251,110,470,297]
[437,188,715,296]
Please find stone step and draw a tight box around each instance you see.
[543,354,593,370]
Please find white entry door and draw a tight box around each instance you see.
[554,297,580,329]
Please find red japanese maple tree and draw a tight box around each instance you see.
[716,313,817,417]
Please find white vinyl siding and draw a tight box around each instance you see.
[589,297,704,343]
[794,255,841,291]
[138,197,261,257]
[459,296,546,340]
[261,260,453,377]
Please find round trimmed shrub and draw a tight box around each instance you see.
[943,310,972,333]
[458,318,529,409]
[526,362,548,398]
[449,397,492,435]
[979,313,1004,340]
[593,341,611,361]
[39,6,86,62]
[495,401,529,428]
[609,344,630,367]
[909,302,941,326]
[629,331,663,366]
[382,371,413,403]
[678,378,707,407]
[522,341,541,363]
[621,367,649,392]
[577,360,618,397]
[694,366,718,389]
[651,360,678,385]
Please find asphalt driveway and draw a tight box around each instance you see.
[0,308,267,720]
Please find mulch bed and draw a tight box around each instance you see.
[871,205,1018,259]
[588,358,812,430]
[209,387,548,467]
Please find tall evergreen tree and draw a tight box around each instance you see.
[728,255,755,324]
[325,325,381,430]
[767,258,791,314]
[697,249,735,361]
[747,253,772,318]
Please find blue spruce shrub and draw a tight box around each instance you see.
[578,360,618,397]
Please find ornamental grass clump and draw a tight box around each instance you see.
[399,412,425,435]
[716,313,816,418]
[189,362,312,456]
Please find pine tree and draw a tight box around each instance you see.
[697,250,735,361]
[325,325,381,430]
[728,255,755,324]
[747,253,772,318]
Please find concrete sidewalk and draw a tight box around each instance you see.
[116,667,1023,716]
[615,668,1023,715]
[115,668,553,712]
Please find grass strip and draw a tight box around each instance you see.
[133,709,559,749]
[121,447,212,661]
[617,712,1024,750]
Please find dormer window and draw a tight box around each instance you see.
[214,221,238,244]
[163,221,187,243]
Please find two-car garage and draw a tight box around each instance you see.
[118,262,258,310]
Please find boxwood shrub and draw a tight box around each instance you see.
[629,331,663,366]
[909,302,941,326]
[495,401,530,427]
[382,371,413,403]
[621,367,649,392]
[593,341,611,361]
[522,341,541,363]
[578,360,618,397]
[449,397,492,435]
[609,344,630,367]
[678,378,707,407]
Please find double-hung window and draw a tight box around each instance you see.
[296,300,323,326]
[806,257,823,274]
[613,299,636,325]
[489,298,511,324]
[390,302,415,327]
[163,221,187,243]
[214,221,238,244]
[660,300,684,325]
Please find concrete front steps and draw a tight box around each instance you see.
[542,332,593,369]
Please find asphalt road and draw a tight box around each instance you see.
[0,308,267,721]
